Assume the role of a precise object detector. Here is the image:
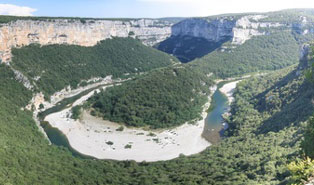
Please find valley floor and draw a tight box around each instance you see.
[43,81,239,162]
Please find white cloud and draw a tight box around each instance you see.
[0,4,37,16]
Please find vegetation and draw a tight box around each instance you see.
[124,144,132,149]
[85,66,213,129]
[298,44,314,159]
[11,37,177,97]
[192,31,306,78]
[147,132,156,137]
[297,117,314,184]
[4,10,314,184]
[0,34,309,185]
[262,9,314,23]
[288,45,314,184]
[0,15,146,24]
[116,126,124,131]
[288,158,314,184]
[71,106,82,120]
[37,82,115,120]
[106,141,114,145]
[0,65,33,107]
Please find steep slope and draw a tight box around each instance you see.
[288,44,314,184]
[192,31,302,78]
[11,37,178,97]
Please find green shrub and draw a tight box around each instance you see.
[288,157,314,184]
[71,106,82,120]
[116,126,124,131]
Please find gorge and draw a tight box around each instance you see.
[2,9,314,184]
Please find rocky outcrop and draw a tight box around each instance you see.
[233,15,268,44]
[12,68,34,90]
[0,19,172,63]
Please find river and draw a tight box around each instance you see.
[202,82,233,144]
[41,81,236,161]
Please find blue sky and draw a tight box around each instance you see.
[0,0,313,18]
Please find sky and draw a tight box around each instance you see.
[0,0,314,18]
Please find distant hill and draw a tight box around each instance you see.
[157,9,314,75]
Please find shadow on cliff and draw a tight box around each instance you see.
[255,70,314,134]
[155,35,231,63]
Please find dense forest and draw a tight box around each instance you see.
[11,37,177,97]
[4,9,314,184]
[191,31,305,78]
[2,61,312,184]
[288,45,314,184]
[85,66,213,128]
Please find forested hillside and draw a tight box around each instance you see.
[2,61,312,184]
[11,37,177,97]
[192,31,307,78]
[288,45,314,184]
[84,66,213,128]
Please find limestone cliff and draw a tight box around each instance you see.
[172,18,235,42]
[0,19,172,62]
[170,15,286,45]
[2,13,314,63]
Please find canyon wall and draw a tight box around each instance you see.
[2,14,314,63]
[171,18,235,42]
[171,15,287,45]
[0,19,172,62]
[170,14,314,45]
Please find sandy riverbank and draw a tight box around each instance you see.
[45,86,214,162]
[219,80,241,104]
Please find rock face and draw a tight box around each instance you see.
[0,19,172,63]
[172,18,235,42]
[2,13,314,63]
[171,15,286,45]
[232,15,281,44]
[158,15,290,62]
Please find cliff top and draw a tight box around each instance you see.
[0,15,184,25]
